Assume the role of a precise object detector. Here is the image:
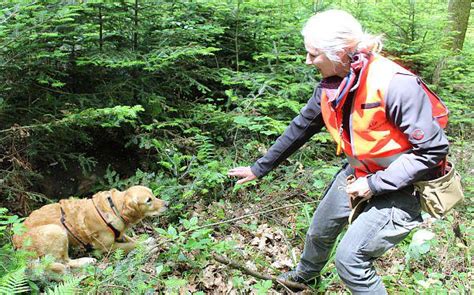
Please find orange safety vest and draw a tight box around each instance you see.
[321,54,448,177]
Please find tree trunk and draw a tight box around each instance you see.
[447,0,471,51]
[98,4,103,51]
[234,0,241,72]
[432,0,471,85]
[133,0,138,51]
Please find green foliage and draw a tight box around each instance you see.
[405,229,436,266]
[0,268,29,294]
[296,203,314,231]
[43,277,82,295]
[0,209,30,294]
[436,46,474,133]
[163,278,188,292]
[345,1,452,77]
[253,279,273,294]
[0,0,472,293]
[82,236,158,294]
[0,208,24,241]
[154,217,223,268]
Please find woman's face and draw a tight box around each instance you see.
[304,41,349,78]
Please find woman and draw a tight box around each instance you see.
[228,9,449,294]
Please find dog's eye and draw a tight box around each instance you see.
[146,197,152,204]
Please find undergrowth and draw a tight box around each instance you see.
[0,0,472,293]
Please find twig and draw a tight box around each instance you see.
[278,227,298,267]
[178,155,196,180]
[212,253,307,291]
[148,200,321,273]
[259,191,300,212]
[183,200,319,234]
[149,200,319,253]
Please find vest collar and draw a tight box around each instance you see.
[327,52,372,107]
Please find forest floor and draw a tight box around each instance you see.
[146,141,472,294]
[123,188,472,294]
[24,142,473,294]
[77,144,472,294]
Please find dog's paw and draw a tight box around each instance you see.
[81,257,97,265]
[68,257,97,268]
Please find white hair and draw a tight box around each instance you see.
[301,9,383,63]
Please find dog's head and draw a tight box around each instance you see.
[120,186,168,223]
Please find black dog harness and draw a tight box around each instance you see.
[60,193,128,251]
[92,196,122,240]
[106,194,127,225]
[60,206,93,251]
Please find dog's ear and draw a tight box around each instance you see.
[123,191,137,207]
[121,193,139,220]
[111,189,124,200]
[131,195,139,206]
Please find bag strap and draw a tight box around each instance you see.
[441,157,447,176]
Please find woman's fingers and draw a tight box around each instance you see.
[228,166,250,177]
[236,175,257,184]
[345,177,373,198]
[228,166,257,184]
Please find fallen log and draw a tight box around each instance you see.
[212,253,308,291]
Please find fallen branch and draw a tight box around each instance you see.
[212,253,308,291]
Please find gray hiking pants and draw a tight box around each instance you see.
[296,164,423,294]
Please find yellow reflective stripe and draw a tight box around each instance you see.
[370,152,407,167]
[347,156,364,167]
[347,151,408,169]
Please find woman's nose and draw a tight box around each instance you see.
[305,53,313,65]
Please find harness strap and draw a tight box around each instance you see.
[442,157,448,176]
[438,157,448,178]
[92,198,122,240]
[107,194,128,224]
[60,206,93,251]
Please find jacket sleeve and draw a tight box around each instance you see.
[250,86,325,178]
[367,74,449,195]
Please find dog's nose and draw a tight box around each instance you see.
[164,200,169,207]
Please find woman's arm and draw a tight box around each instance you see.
[228,85,326,184]
[250,86,326,178]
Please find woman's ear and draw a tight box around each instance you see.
[337,50,352,64]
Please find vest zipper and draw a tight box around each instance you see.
[348,92,356,157]
[336,125,343,155]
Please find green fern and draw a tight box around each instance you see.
[113,248,125,262]
[43,277,82,295]
[0,268,30,294]
[195,134,215,162]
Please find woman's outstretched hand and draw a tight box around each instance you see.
[228,166,257,184]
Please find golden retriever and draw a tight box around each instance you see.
[13,185,167,273]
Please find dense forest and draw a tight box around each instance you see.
[0,0,472,293]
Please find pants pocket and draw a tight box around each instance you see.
[361,206,422,258]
